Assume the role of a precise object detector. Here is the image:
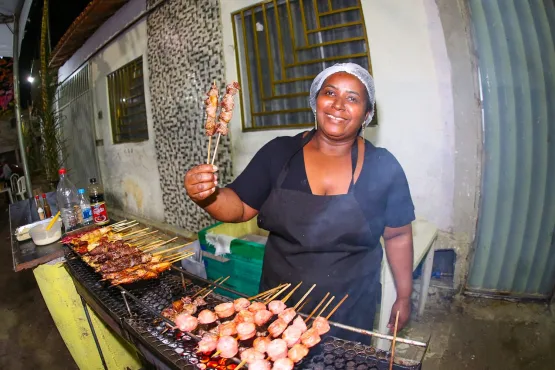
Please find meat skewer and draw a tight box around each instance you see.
[205,81,219,163]
[211,82,240,165]
[304,292,330,323]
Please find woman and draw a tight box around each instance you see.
[184,63,415,343]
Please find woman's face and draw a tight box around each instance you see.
[315,72,369,140]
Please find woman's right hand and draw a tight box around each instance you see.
[184,164,218,202]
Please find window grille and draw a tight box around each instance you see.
[232,0,374,131]
[107,57,149,143]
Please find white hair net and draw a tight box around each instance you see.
[309,62,376,127]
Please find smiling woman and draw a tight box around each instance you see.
[184,63,415,344]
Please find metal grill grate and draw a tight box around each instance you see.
[65,248,421,369]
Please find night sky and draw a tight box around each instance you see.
[19,0,92,108]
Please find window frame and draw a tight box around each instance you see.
[231,0,374,132]
[107,56,149,144]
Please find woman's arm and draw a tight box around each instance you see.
[184,164,258,223]
[383,223,414,331]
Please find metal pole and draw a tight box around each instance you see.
[13,10,33,198]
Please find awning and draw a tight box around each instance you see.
[0,0,32,57]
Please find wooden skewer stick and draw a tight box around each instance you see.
[162,251,184,260]
[122,227,150,238]
[293,284,316,310]
[248,284,288,300]
[297,297,311,313]
[235,360,247,370]
[111,219,128,227]
[167,252,195,264]
[152,242,193,256]
[133,237,160,248]
[137,239,163,249]
[113,221,139,230]
[211,133,221,165]
[304,292,330,323]
[264,283,292,304]
[115,222,139,233]
[125,230,158,241]
[389,311,400,370]
[325,294,349,320]
[281,281,303,304]
[192,277,224,298]
[202,276,231,298]
[142,237,179,252]
[315,296,335,319]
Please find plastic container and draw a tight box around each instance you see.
[29,218,63,246]
[77,189,93,225]
[56,168,80,231]
[198,219,267,298]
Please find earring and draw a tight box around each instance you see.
[314,112,317,130]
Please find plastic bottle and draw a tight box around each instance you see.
[56,168,80,231]
[78,189,93,226]
[88,178,110,225]
[42,193,52,218]
[34,195,45,220]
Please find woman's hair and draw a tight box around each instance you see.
[309,63,376,128]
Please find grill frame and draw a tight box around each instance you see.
[64,246,424,370]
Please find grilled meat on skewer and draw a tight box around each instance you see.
[288,343,309,363]
[204,82,219,136]
[216,82,240,135]
[273,358,295,370]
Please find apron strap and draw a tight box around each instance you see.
[276,129,360,193]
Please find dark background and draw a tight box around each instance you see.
[18,0,92,108]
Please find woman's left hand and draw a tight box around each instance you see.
[387,297,411,332]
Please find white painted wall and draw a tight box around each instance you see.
[59,0,165,222]
[90,20,165,222]
[220,0,455,231]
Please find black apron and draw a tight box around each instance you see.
[257,130,382,344]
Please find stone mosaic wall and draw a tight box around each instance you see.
[147,0,233,231]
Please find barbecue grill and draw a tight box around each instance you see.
[64,246,425,369]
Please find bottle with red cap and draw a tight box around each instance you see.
[56,168,80,231]
[88,177,110,225]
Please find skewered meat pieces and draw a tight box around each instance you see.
[193,296,207,307]
[291,316,307,333]
[240,348,265,364]
[216,336,239,359]
[300,328,321,348]
[172,299,184,311]
[198,333,218,353]
[198,310,218,324]
[214,302,235,319]
[312,316,330,335]
[278,308,296,324]
[268,318,288,338]
[175,313,198,332]
[253,336,271,354]
[249,359,272,370]
[273,358,295,370]
[236,322,257,341]
[219,321,237,337]
[248,302,266,313]
[98,253,152,273]
[204,82,219,136]
[254,309,273,327]
[162,307,178,320]
[288,343,309,363]
[268,300,287,315]
[233,297,250,311]
[282,326,302,348]
[216,82,240,135]
[267,339,288,361]
[234,309,255,324]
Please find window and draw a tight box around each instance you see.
[232,0,374,131]
[107,57,149,143]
